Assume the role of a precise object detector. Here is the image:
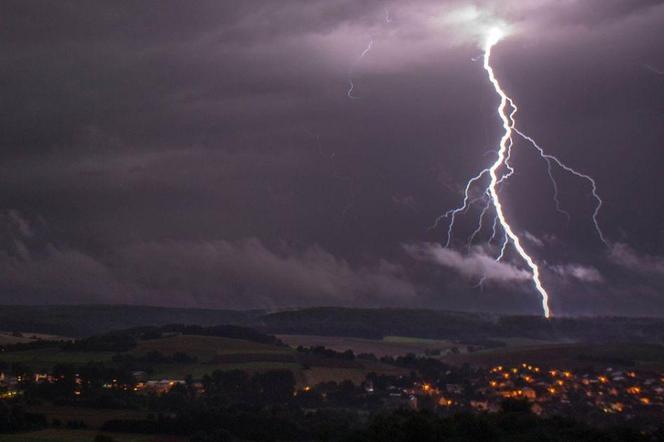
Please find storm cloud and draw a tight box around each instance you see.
[0,1,663,315]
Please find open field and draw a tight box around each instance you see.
[151,359,404,387]
[133,335,293,360]
[0,429,186,441]
[0,332,70,345]
[132,334,409,383]
[299,359,408,387]
[443,343,664,369]
[0,333,404,385]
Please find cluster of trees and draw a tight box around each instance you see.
[56,323,284,353]
[0,401,47,433]
[352,405,664,442]
[202,369,295,405]
[103,400,664,442]
[0,339,63,353]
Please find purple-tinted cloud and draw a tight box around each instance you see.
[551,263,604,284]
[404,242,530,284]
[610,243,664,275]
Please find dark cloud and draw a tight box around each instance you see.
[1,1,663,315]
[111,238,416,308]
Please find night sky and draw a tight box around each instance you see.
[1,0,663,316]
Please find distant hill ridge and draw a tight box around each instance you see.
[0,304,261,337]
[1,305,663,343]
[260,307,664,344]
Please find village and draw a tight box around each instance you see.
[2,361,664,426]
[399,363,664,424]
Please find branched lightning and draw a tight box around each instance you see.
[385,8,392,24]
[482,29,551,318]
[347,40,375,99]
[515,128,608,246]
[437,28,609,318]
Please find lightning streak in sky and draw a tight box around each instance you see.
[439,28,609,318]
[482,28,551,318]
[515,128,608,246]
[347,40,375,99]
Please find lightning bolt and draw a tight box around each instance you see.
[437,28,609,318]
[347,40,375,99]
[482,29,552,318]
[515,128,607,246]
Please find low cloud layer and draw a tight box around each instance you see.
[610,243,664,275]
[112,238,416,308]
[404,242,531,285]
[0,211,416,308]
[551,264,604,284]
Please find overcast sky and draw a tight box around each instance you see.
[1,0,663,316]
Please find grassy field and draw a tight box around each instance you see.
[138,334,408,384]
[0,333,410,385]
[278,334,458,357]
[131,335,299,379]
[0,429,186,441]
[443,342,664,369]
[133,335,292,360]
[299,359,408,387]
[0,332,69,345]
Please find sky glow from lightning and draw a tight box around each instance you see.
[439,26,610,318]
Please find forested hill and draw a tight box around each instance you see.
[259,307,664,343]
[2,304,664,343]
[0,304,260,337]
